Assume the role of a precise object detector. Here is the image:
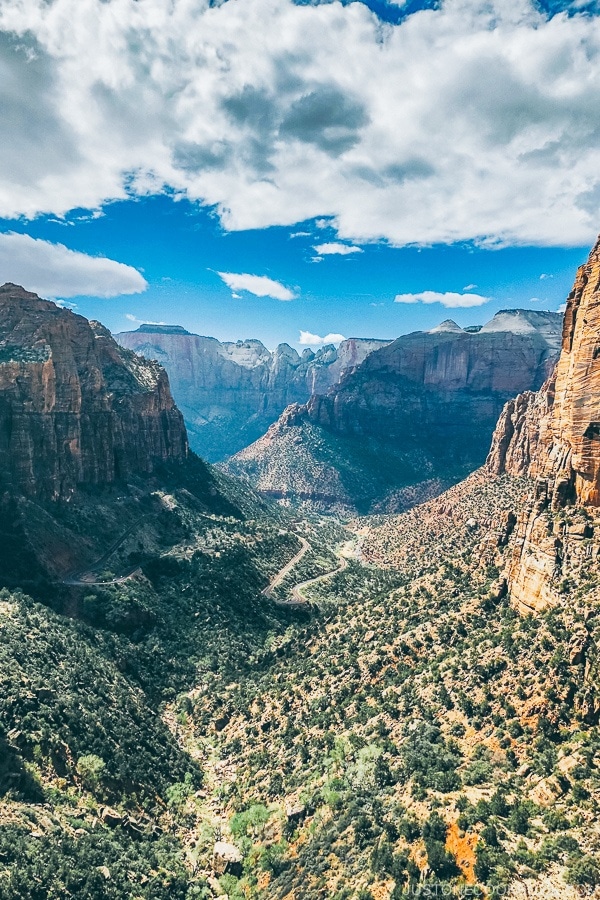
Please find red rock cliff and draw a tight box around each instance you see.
[0,284,188,501]
[489,237,600,507]
[487,238,600,611]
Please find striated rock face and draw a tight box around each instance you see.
[486,379,555,479]
[305,315,559,444]
[0,284,187,501]
[115,326,389,460]
[226,309,563,513]
[548,241,600,506]
[489,245,600,505]
[487,239,600,611]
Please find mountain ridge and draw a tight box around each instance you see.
[225,308,564,513]
[115,326,390,460]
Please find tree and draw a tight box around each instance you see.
[76,754,106,792]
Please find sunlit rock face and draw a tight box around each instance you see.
[549,241,600,507]
[225,310,563,513]
[115,325,389,460]
[487,238,600,611]
[0,283,187,501]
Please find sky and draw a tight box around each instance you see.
[1,0,600,349]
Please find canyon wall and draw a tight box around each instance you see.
[487,239,600,611]
[115,325,388,460]
[0,284,188,501]
[226,310,563,513]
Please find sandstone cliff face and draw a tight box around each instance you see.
[548,242,600,506]
[486,380,555,479]
[486,239,600,611]
[115,326,388,460]
[0,284,187,501]
[306,323,558,452]
[225,310,562,513]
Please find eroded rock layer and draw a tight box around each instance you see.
[487,238,600,611]
[0,284,187,501]
[115,325,389,460]
[227,310,563,513]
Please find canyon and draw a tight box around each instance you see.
[1,257,600,899]
[226,309,563,513]
[115,325,388,461]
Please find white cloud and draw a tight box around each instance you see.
[539,273,553,279]
[314,242,363,256]
[0,232,147,298]
[2,1,600,246]
[394,290,491,308]
[290,231,311,238]
[299,330,346,346]
[557,302,567,313]
[125,313,166,325]
[463,283,477,291]
[217,271,295,301]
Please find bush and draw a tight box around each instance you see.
[76,754,106,791]
[565,855,600,887]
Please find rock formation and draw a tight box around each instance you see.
[115,325,389,460]
[0,284,188,502]
[226,310,563,513]
[487,239,600,611]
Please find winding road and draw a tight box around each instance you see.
[262,537,358,607]
[261,537,310,599]
[62,518,145,586]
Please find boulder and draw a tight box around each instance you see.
[212,841,243,876]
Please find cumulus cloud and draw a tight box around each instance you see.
[2,0,600,246]
[299,330,346,346]
[217,271,295,301]
[394,290,491,308]
[314,242,363,255]
[0,232,147,298]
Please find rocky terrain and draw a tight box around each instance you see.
[484,237,600,613]
[0,284,188,502]
[115,325,388,460]
[2,259,600,900]
[226,310,563,514]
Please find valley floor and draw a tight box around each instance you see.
[1,471,600,899]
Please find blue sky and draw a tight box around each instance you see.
[0,197,586,347]
[1,0,599,349]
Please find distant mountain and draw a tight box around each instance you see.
[115,326,390,461]
[224,309,564,514]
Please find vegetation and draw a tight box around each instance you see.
[1,467,600,897]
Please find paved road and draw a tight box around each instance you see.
[261,537,310,599]
[290,539,356,603]
[263,537,357,607]
[63,518,146,586]
[63,566,142,587]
